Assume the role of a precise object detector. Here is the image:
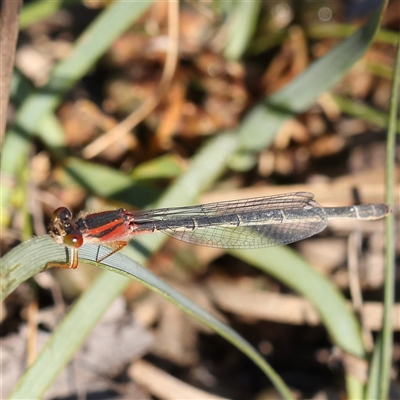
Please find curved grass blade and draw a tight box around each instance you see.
[376,36,399,400]
[62,157,164,208]
[366,335,383,399]
[19,0,71,30]
[307,23,399,45]
[3,237,294,400]
[224,0,262,60]
[331,94,400,133]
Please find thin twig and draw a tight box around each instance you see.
[347,231,373,351]
[27,299,38,366]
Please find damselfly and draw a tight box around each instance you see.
[47,191,390,269]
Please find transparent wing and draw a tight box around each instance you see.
[131,192,328,249]
[163,220,327,249]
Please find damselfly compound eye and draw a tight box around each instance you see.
[49,207,81,247]
[63,233,83,248]
[51,207,72,223]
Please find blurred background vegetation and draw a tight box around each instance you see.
[1,0,399,399]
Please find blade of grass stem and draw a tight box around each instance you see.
[10,71,67,156]
[224,0,261,60]
[62,158,163,208]
[306,23,399,45]
[377,37,399,400]
[19,0,71,30]
[331,94,400,133]
[366,335,383,399]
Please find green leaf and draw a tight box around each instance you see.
[224,0,262,60]
[130,154,184,180]
[307,23,399,45]
[366,335,383,399]
[19,0,72,30]
[59,155,185,209]
[61,158,163,208]
[332,94,400,133]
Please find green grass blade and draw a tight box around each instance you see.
[61,158,163,208]
[377,36,399,400]
[57,155,184,208]
[9,71,67,157]
[224,0,262,60]
[307,23,399,45]
[331,94,400,133]
[19,0,71,30]
[366,335,383,399]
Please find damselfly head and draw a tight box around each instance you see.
[48,207,83,249]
